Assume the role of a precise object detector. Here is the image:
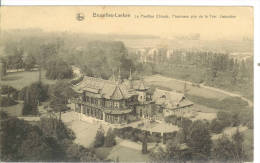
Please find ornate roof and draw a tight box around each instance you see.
[152,88,193,109]
[73,76,137,100]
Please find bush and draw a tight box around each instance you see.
[210,119,227,134]
[164,115,192,129]
[18,82,49,104]
[104,128,116,147]
[94,126,105,147]
[0,96,17,107]
[22,102,37,115]
[0,85,17,95]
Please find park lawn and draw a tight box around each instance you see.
[0,70,56,90]
[190,103,218,113]
[144,75,229,100]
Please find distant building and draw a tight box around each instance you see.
[70,70,193,124]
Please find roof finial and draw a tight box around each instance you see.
[117,67,122,84]
[112,69,116,82]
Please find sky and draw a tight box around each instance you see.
[0,6,254,40]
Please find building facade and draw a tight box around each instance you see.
[70,71,154,124]
[70,71,193,124]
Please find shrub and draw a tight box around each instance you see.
[210,119,227,134]
[0,85,17,95]
[0,96,17,107]
[94,126,105,147]
[104,128,116,147]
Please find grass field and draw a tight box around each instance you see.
[144,75,229,100]
[0,70,56,90]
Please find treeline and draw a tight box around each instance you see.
[65,41,136,80]
[1,30,253,99]
[136,49,253,100]
[1,32,137,80]
[1,37,73,80]
[0,80,76,115]
[0,111,99,161]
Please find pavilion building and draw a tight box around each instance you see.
[70,70,152,124]
[69,70,193,124]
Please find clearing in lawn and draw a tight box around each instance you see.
[0,70,56,90]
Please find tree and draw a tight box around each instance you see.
[0,96,17,107]
[212,135,236,162]
[0,112,99,162]
[166,141,192,163]
[104,128,116,147]
[94,126,105,147]
[0,114,53,161]
[150,144,168,162]
[186,120,212,161]
[24,53,36,71]
[45,59,73,80]
[212,130,246,162]
[22,101,37,115]
[48,81,77,123]
[18,127,53,161]
[19,82,49,115]
[19,82,49,105]
[210,119,226,134]
[217,111,232,126]
[142,132,148,154]
[232,129,246,162]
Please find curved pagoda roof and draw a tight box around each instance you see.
[73,76,137,100]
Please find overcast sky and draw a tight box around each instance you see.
[0,6,253,40]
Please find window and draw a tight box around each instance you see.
[114,102,119,109]
[109,101,113,108]
[101,100,105,107]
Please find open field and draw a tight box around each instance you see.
[0,70,56,90]
[145,75,227,100]
[144,74,252,107]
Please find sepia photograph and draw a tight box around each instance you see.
[0,6,254,162]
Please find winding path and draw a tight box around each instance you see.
[147,74,253,108]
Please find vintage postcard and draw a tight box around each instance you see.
[0,6,254,162]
